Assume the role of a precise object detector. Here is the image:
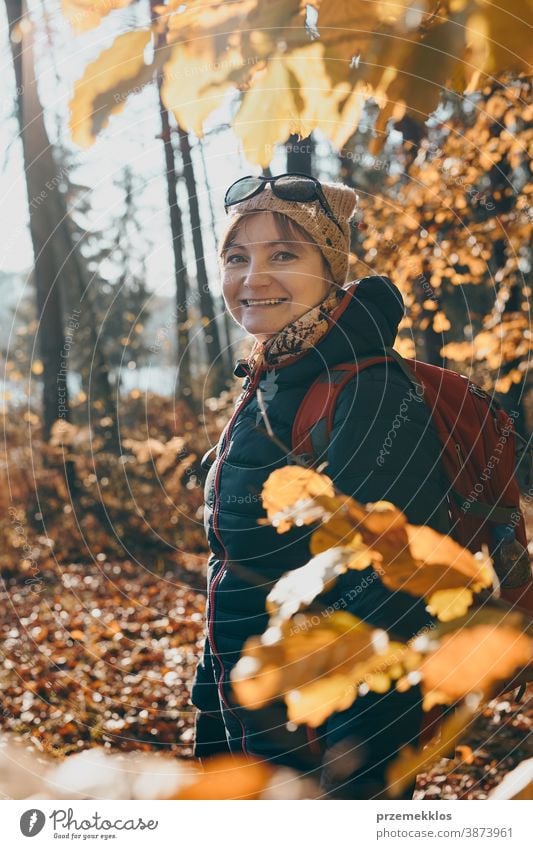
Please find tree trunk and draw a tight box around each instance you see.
[149,0,193,404]
[5,0,69,442]
[286,133,314,175]
[177,127,229,397]
[338,136,357,188]
[5,0,119,456]
[198,139,234,373]
[156,99,194,403]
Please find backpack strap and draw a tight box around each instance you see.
[292,353,397,463]
[384,345,425,397]
[448,490,520,523]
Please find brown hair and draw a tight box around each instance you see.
[219,209,333,280]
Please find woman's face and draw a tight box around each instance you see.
[221,211,334,342]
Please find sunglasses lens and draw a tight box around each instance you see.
[274,175,316,202]
[225,177,263,206]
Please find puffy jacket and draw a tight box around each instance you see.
[191,275,452,792]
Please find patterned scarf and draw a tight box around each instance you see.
[247,283,349,375]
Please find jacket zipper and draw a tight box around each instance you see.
[208,362,265,753]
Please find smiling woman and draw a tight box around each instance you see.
[220,210,334,342]
[191,173,452,799]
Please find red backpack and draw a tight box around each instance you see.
[291,346,533,615]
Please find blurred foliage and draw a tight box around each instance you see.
[231,466,532,735]
[65,1,533,161]
[348,74,532,403]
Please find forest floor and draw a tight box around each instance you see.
[0,556,206,762]
[1,548,532,799]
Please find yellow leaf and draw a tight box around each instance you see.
[261,466,335,533]
[465,2,533,84]
[286,640,421,726]
[233,57,300,168]
[165,0,258,37]
[231,611,379,711]
[62,0,134,34]
[426,587,474,622]
[69,30,157,148]
[420,624,532,706]
[160,42,237,138]
[394,337,416,359]
[262,468,492,610]
[171,753,274,800]
[284,42,352,146]
[286,674,357,727]
[440,341,475,361]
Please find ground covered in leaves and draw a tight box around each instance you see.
[414,687,533,799]
[0,558,206,761]
[1,554,532,798]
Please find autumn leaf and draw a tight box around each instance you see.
[233,58,302,168]
[232,611,422,726]
[231,611,381,710]
[425,587,475,623]
[160,42,237,138]
[67,0,533,165]
[286,641,421,727]
[260,466,335,533]
[69,30,173,149]
[465,1,533,85]
[62,0,134,34]
[432,311,451,333]
[262,469,494,620]
[419,624,532,708]
[122,437,167,463]
[391,525,494,596]
[171,753,274,800]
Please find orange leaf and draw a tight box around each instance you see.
[171,754,274,800]
[420,624,531,706]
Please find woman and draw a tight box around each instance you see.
[191,173,451,798]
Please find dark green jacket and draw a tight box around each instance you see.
[191,276,451,788]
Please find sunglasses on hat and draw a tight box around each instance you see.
[224,172,343,234]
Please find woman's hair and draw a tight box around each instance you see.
[219,209,334,281]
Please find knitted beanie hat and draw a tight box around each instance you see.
[219,178,359,286]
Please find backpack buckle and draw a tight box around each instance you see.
[468,382,491,401]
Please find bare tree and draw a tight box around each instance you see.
[150,0,194,404]
[5,0,70,441]
[178,127,230,396]
[5,0,119,454]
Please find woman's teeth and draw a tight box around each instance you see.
[242,299,288,306]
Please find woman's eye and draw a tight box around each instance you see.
[273,251,297,261]
[226,254,246,264]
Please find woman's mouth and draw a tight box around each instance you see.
[240,298,289,307]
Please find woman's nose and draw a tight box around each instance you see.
[241,262,272,287]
